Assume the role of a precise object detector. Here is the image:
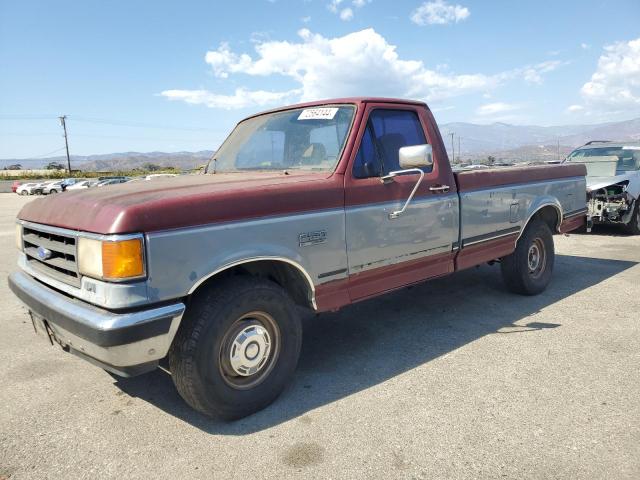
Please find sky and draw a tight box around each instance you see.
[1,0,639,159]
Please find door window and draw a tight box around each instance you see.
[353,109,430,178]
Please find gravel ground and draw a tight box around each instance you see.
[0,192,639,479]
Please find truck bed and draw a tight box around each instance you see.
[452,163,587,270]
[453,163,587,192]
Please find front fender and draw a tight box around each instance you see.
[143,209,347,304]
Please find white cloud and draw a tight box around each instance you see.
[161,29,565,110]
[581,43,590,50]
[410,0,470,26]
[476,102,519,116]
[328,0,369,21]
[340,7,353,20]
[566,104,584,113]
[328,0,342,13]
[580,38,640,115]
[521,60,563,84]
[301,16,311,23]
[161,88,300,110]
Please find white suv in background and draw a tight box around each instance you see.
[42,181,65,194]
[15,183,39,195]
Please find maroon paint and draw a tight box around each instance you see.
[454,163,587,192]
[559,214,586,233]
[314,278,351,312]
[315,251,455,311]
[455,234,519,271]
[348,251,455,302]
[18,172,345,234]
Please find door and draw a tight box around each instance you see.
[344,105,458,301]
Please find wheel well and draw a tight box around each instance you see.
[190,260,315,310]
[529,205,561,233]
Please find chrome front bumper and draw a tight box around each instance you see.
[8,271,185,377]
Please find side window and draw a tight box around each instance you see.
[370,109,429,174]
[352,124,381,178]
[352,109,430,178]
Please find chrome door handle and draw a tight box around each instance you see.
[429,185,450,193]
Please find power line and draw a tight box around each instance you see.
[1,114,221,133]
[68,116,220,132]
[31,147,67,159]
[0,114,60,120]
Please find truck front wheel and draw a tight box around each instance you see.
[169,277,302,420]
[500,219,555,295]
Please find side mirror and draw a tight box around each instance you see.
[399,144,433,169]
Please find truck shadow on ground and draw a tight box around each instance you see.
[113,253,637,434]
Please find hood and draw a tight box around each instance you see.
[18,172,344,234]
[586,171,640,198]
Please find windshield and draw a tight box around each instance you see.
[566,146,640,174]
[208,105,355,173]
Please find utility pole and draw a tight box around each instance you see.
[449,132,455,163]
[59,115,71,172]
[458,136,461,163]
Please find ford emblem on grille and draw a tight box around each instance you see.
[36,246,53,261]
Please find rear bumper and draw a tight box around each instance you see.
[8,271,185,377]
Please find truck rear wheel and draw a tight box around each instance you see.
[500,219,554,295]
[623,201,640,235]
[169,276,302,420]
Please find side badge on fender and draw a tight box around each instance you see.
[299,230,327,247]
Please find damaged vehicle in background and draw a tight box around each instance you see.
[565,141,640,234]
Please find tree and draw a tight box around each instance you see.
[142,162,160,171]
[487,156,496,165]
[45,162,65,170]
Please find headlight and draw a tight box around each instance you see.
[15,224,22,251]
[78,236,145,281]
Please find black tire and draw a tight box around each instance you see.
[20,190,28,196]
[623,201,640,235]
[49,189,58,194]
[500,219,555,295]
[169,276,302,420]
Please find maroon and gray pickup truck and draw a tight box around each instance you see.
[9,98,587,419]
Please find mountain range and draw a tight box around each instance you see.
[2,117,639,170]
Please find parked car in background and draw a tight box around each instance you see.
[96,178,128,187]
[565,141,640,234]
[11,181,21,193]
[15,183,39,195]
[65,180,97,190]
[98,176,129,182]
[144,173,178,180]
[32,181,56,195]
[42,181,65,195]
[61,178,82,191]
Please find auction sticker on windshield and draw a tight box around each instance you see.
[298,107,338,120]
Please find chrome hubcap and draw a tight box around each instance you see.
[527,238,546,278]
[219,311,280,390]
[228,324,272,376]
[528,244,540,271]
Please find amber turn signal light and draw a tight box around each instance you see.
[101,238,144,280]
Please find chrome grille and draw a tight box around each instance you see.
[22,225,80,287]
